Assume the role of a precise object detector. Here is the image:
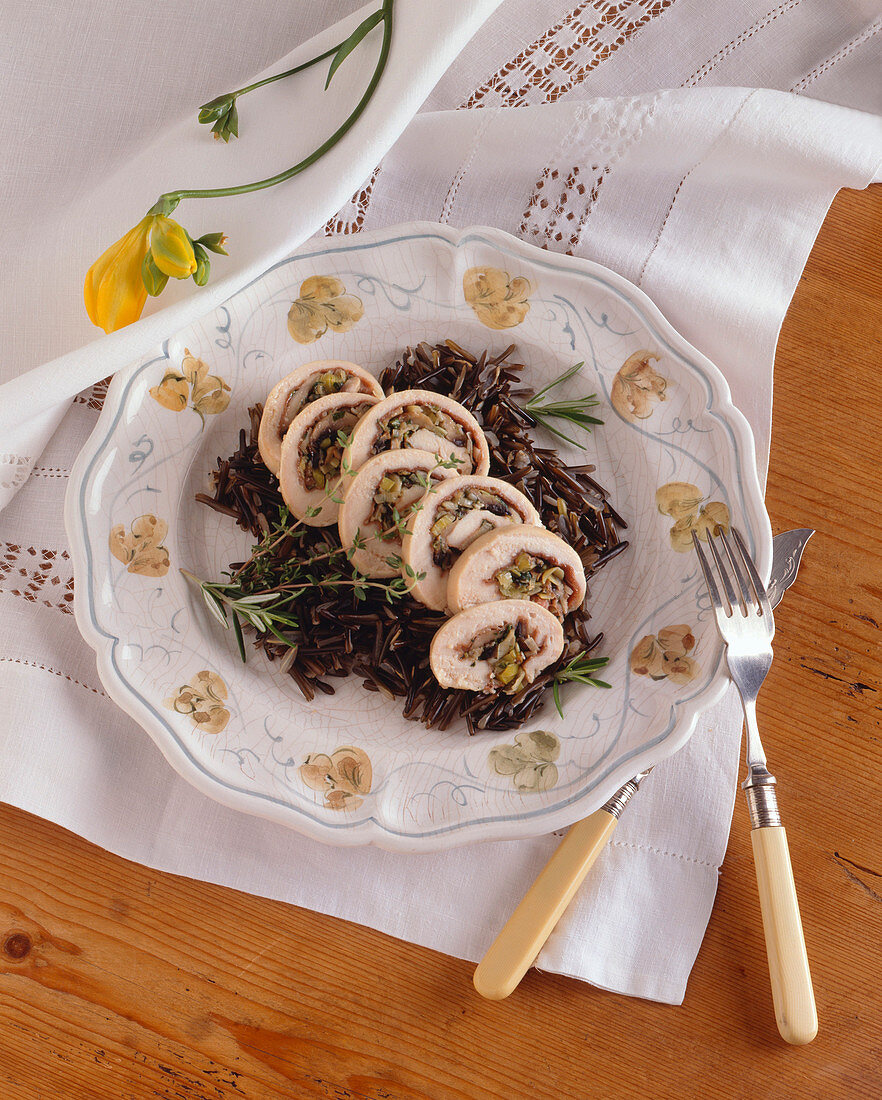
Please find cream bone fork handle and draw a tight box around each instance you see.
[473,529,814,1009]
[691,525,816,1045]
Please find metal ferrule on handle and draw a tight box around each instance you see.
[601,776,642,818]
[744,769,782,829]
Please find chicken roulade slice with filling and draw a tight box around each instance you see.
[430,600,564,694]
[278,391,380,527]
[258,360,383,475]
[338,449,461,578]
[447,525,586,620]
[401,475,540,611]
[343,389,490,477]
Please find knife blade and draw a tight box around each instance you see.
[473,528,815,1000]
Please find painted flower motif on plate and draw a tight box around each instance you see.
[300,745,372,811]
[149,348,231,422]
[165,670,231,733]
[108,514,170,577]
[488,729,560,792]
[462,266,532,329]
[610,350,667,422]
[656,482,730,552]
[630,625,697,685]
[287,275,365,344]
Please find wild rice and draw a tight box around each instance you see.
[200,341,628,732]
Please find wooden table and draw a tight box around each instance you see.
[1,187,880,1100]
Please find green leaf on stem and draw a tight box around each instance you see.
[325,9,385,89]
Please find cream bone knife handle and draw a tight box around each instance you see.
[746,779,818,1045]
[473,777,643,1001]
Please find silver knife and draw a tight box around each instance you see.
[474,528,815,1000]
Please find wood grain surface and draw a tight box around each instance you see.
[1,186,880,1100]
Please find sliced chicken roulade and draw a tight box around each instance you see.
[430,600,564,694]
[343,390,490,477]
[258,360,383,475]
[447,525,586,620]
[278,391,380,527]
[338,450,461,578]
[401,475,540,611]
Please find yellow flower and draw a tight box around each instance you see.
[84,216,152,334]
[149,215,197,279]
[85,212,213,333]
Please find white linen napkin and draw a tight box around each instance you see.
[0,0,879,1003]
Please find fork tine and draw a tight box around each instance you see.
[706,529,738,615]
[732,527,773,618]
[691,530,725,613]
[718,527,753,613]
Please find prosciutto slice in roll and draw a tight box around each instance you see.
[401,475,540,610]
[343,390,490,477]
[258,360,383,475]
[447,525,586,620]
[337,449,460,578]
[278,391,380,526]
[430,600,564,694]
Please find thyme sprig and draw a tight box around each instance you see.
[552,652,611,718]
[180,447,466,664]
[520,362,603,447]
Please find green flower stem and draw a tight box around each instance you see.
[227,43,341,101]
[157,0,393,211]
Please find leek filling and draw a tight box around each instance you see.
[430,488,513,568]
[372,404,472,459]
[495,552,571,618]
[298,403,371,490]
[279,369,355,437]
[462,621,539,695]
[368,470,430,531]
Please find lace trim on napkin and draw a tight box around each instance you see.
[0,454,32,492]
[72,375,112,413]
[461,0,677,109]
[0,543,75,615]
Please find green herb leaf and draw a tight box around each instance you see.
[231,610,247,663]
[520,362,603,446]
[552,652,611,715]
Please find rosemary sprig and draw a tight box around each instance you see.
[181,559,422,664]
[181,569,301,663]
[521,362,603,447]
[552,652,611,718]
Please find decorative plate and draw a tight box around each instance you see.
[65,222,770,851]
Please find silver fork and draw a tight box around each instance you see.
[693,526,818,1045]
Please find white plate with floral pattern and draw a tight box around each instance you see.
[65,222,770,851]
